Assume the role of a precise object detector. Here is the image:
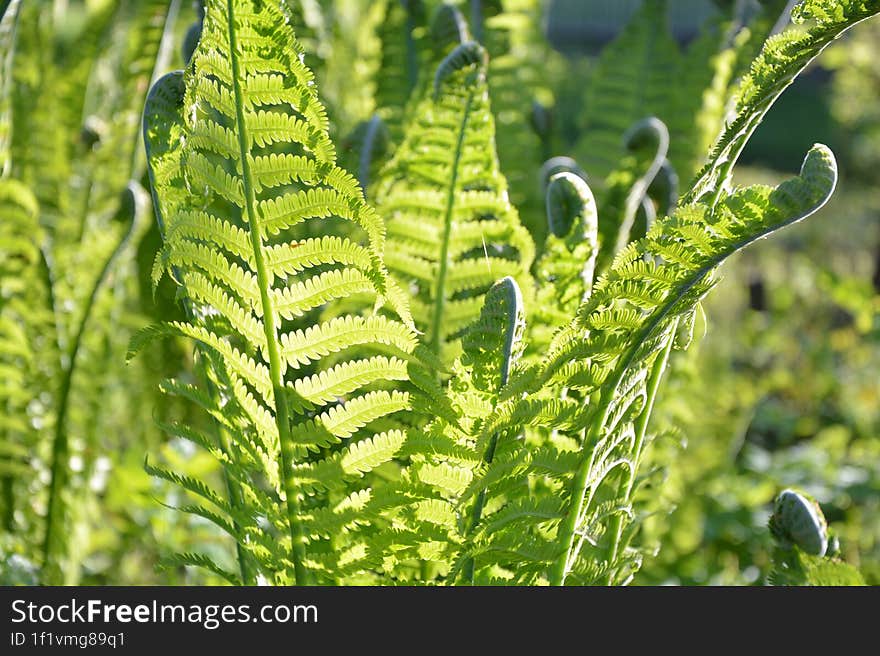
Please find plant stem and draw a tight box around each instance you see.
[470,0,483,43]
[218,425,258,585]
[428,91,474,356]
[602,331,675,585]
[460,431,500,584]
[41,198,140,583]
[549,327,676,586]
[225,0,310,585]
[358,114,382,198]
[197,362,258,586]
[404,2,418,93]
[1,476,13,531]
[548,425,596,586]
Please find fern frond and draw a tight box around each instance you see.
[577,0,679,180]
[375,40,535,364]
[544,144,839,584]
[142,0,422,585]
[374,0,429,146]
[160,552,242,586]
[475,0,560,242]
[384,144,839,585]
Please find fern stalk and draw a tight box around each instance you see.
[470,0,484,43]
[223,0,310,585]
[602,328,676,585]
[42,187,142,583]
[460,430,498,584]
[428,92,474,356]
[405,2,420,92]
[1,480,12,532]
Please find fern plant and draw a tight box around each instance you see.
[374,41,535,364]
[140,0,437,585]
[129,0,880,586]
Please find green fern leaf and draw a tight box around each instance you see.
[141,0,422,585]
[544,144,839,584]
[375,40,535,364]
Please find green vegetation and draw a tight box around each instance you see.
[1,0,877,586]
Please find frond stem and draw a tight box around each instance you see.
[603,328,675,584]
[470,0,483,43]
[404,4,419,93]
[460,430,500,584]
[41,197,139,583]
[225,0,310,585]
[198,360,258,586]
[428,90,475,356]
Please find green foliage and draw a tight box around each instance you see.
[478,0,561,241]
[634,176,880,585]
[770,548,866,585]
[575,0,790,184]
[142,0,423,585]
[374,0,428,146]
[2,0,877,586]
[688,0,880,205]
[0,0,187,585]
[0,0,22,174]
[374,41,535,364]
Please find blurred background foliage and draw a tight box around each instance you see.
[0,0,877,585]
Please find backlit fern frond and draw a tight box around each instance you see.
[374,41,535,364]
[364,277,533,582]
[141,0,421,585]
[543,144,840,584]
[341,3,473,195]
